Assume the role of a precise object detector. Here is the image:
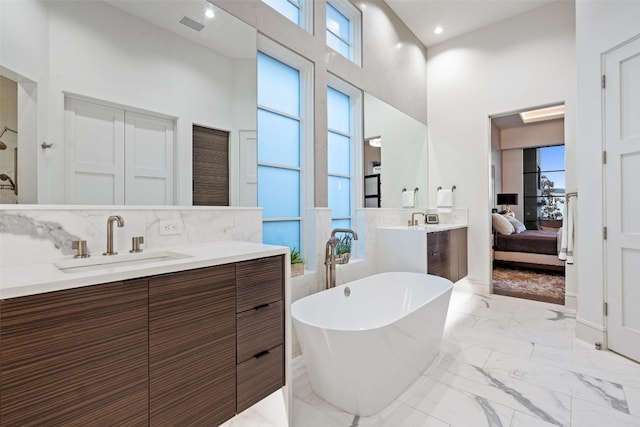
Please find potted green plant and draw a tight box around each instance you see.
[290,247,304,277]
[335,235,352,264]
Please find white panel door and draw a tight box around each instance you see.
[605,35,640,362]
[124,111,175,205]
[239,130,257,207]
[65,98,125,204]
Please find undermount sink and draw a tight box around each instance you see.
[54,250,192,274]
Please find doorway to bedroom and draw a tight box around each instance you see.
[489,104,566,305]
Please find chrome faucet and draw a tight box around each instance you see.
[410,212,425,226]
[325,228,359,290]
[103,215,124,256]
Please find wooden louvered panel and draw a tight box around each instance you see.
[192,125,229,206]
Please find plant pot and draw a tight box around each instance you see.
[291,263,304,277]
[337,253,350,264]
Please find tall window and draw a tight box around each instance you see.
[523,145,565,229]
[326,0,362,66]
[257,52,301,250]
[327,86,352,230]
[261,0,311,32]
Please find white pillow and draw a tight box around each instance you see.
[492,213,514,235]
[506,216,527,233]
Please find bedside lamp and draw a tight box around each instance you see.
[497,193,518,216]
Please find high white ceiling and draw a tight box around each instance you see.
[384,0,557,47]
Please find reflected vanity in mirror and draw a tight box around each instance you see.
[363,93,429,208]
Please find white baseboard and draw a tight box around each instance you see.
[576,316,606,348]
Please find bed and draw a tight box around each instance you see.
[492,214,565,272]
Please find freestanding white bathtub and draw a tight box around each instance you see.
[291,272,453,416]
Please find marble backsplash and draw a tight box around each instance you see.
[0,205,263,267]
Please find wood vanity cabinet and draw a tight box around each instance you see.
[235,256,285,413]
[0,279,149,426]
[148,264,236,426]
[0,254,286,426]
[427,227,468,282]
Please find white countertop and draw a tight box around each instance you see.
[0,241,288,299]
[378,223,467,232]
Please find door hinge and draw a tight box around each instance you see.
[604,302,608,316]
[602,74,606,89]
[603,150,607,164]
[603,226,608,240]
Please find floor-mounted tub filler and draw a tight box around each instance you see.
[291,272,453,416]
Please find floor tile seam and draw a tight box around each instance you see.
[529,352,640,388]
[430,365,573,424]
[570,394,640,420]
[396,400,464,427]
[437,355,574,405]
[420,375,521,424]
[300,392,353,426]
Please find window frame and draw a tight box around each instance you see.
[326,0,362,66]
[257,35,314,255]
[326,74,363,233]
[260,0,313,33]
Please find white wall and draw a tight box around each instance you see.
[426,1,576,289]
[1,0,256,205]
[575,1,640,344]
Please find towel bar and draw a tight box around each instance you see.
[437,186,456,191]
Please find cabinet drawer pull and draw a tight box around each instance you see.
[253,303,270,310]
[431,252,438,256]
[253,350,270,359]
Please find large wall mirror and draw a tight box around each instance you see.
[363,93,429,208]
[1,1,427,209]
[0,0,256,205]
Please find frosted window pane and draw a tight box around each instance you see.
[327,87,350,133]
[258,166,300,218]
[258,109,300,167]
[258,52,300,117]
[327,31,350,59]
[332,218,351,231]
[261,0,300,26]
[263,220,300,250]
[328,176,351,217]
[327,3,349,41]
[328,132,350,175]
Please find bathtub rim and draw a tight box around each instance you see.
[291,272,453,333]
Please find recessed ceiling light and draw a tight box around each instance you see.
[434,26,444,35]
[205,8,215,18]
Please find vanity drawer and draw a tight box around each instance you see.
[236,256,283,312]
[236,344,284,413]
[237,301,283,363]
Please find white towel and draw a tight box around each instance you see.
[402,190,415,208]
[559,195,576,264]
[437,189,453,213]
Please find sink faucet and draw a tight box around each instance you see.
[410,212,425,226]
[325,228,359,290]
[103,215,124,256]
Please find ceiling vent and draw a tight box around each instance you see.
[179,16,205,32]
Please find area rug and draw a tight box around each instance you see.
[492,266,565,305]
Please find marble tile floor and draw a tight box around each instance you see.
[292,280,640,427]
